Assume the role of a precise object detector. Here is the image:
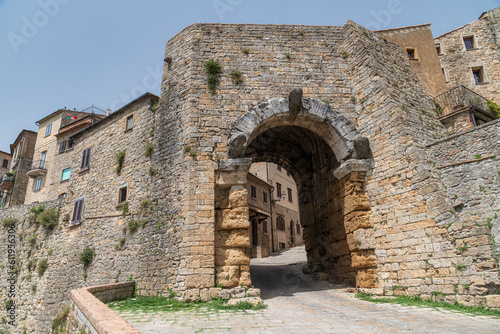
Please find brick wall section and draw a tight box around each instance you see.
[435,8,500,103]
[70,282,139,334]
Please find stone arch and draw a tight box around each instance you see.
[215,89,378,290]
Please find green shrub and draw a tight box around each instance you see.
[150,100,159,112]
[115,150,126,174]
[128,220,140,233]
[37,258,49,276]
[51,305,70,332]
[27,259,36,271]
[4,299,13,310]
[38,208,59,229]
[487,99,500,117]
[230,70,243,85]
[79,247,95,268]
[145,142,154,158]
[1,217,18,228]
[121,203,129,216]
[205,59,222,94]
[141,199,152,211]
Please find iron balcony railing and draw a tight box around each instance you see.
[30,160,48,171]
[432,85,496,118]
[0,174,14,183]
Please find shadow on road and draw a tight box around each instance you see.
[250,247,340,300]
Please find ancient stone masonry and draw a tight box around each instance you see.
[435,8,500,103]
[2,18,500,333]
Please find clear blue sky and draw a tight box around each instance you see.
[0,0,498,152]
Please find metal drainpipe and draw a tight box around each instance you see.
[269,187,275,253]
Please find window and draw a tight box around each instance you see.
[276,183,282,198]
[277,165,282,171]
[435,43,442,55]
[68,139,74,150]
[263,191,268,204]
[277,216,285,231]
[442,68,449,82]
[80,147,91,170]
[40,151,47,169]
[463,36,475,50]
[279,242,286,249]
[288,188,293,203]
[35,178,42,191]
[119,186,127,203]
[71,198,84,225]
[406,48,416,59]
[2,159,8,168]
[251,185,257,199]
[263,221,268,233]
[61,168,71,181]
[472,67,485,84]
[126,115,134,130]
[45,123,52,137]
[59,140,67,154]
[296,223,301,235]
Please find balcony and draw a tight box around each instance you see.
[26,160,48,178]
[432,85,497,121]
[0,174,14,191]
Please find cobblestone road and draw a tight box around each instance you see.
[118,246,500,333]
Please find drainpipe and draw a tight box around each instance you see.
[269,187,275,253]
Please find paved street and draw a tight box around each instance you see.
[118,246,500,333]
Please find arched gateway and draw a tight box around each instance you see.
[214,89,378,289]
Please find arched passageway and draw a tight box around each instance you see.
[215,89,378,289]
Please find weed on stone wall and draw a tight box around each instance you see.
[204,59,222,94]
[29,204,45,222]
[115,150,126,175]
[127,220,140,233]
[1,217,18,228]
[79,247,96,269]
[38,208,59,229]
[37,258,48,276]
[230,70,243,85]
[51,305,70,333]
[145,142,154,158]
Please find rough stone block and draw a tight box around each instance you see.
[344,211,372,233]
[239,271,252,286]
[227,297,262,307]
[485,295,500,309]
[184,289,200,302]
[186,274,214,289]
[353,229,376,250]
[351,250,377,269]
[216,229,250,248]
[216,266,240,288]
[215,247,250,266]
[229,188,248,208]
[356,269,378,288]
[216,208,250,230]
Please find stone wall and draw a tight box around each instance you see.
[435,8,500,103]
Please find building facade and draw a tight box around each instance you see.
[24,109,104,204]
[435,8,500,104]
[246,173,272,258]
[0,130,37,207]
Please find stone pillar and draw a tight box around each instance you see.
[215,159,252,288]
[335,160,378,288]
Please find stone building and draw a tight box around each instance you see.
[1,16,500,333]
[375,7,500,134]
[0,129,36,207]
[0,151,10,177]
[246,173,272,258]
[250,162,303,251]
[435,8,500,104]
[24,109,105,204]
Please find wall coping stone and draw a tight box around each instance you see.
[333,159,373,180]
[426,118,500,148]
[70,282,140,334]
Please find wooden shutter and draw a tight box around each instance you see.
[59,140,67,153]
[71,199,84,225]
[80,147,91,170]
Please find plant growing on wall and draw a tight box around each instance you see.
[205,59,222,94]
[51,305,70,332]
[1,217,18,228]
[29,204,45,222]
[115,150,126,175]
[38,208,59,229]
[79,247,96,268]
[487,99,500,117]
[230,70,244,85]
[37,258,48,276]
[128,219,140,233]
[150,100,159,112]
[145,142,154,158]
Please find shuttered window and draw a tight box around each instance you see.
[80,147,91,170]
[59,140,67,154]
[71,198,84,225]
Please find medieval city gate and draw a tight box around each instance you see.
[214,90,379,289]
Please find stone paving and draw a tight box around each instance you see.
[118,246,500,333]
